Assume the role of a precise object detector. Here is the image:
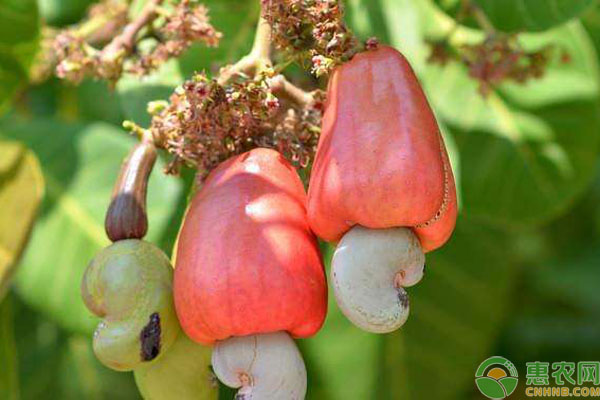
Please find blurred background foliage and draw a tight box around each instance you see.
[1,0,599,399]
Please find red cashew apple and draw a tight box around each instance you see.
[174,148,327,399]
[307,45,457,333]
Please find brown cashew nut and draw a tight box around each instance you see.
[105,138,157,242]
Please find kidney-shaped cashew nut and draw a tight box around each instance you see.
[331,226,425,333]
[212,331,307,399]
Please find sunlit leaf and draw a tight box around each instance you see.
[0,140,44,299]
[0,120,182,334]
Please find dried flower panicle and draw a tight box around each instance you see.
[133,0,222,75]
[427,35,552,96]
[461,35,551,95]
[53,0,221,85]
[261,0,360,76]
[149,72,323,178]
[426,39,456,66]
[54,32,99,83]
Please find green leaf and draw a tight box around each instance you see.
[0,0,39,58]
[0,0,40,112]
[383,219,516,399]
[117,59,183,126]
[76,80,125,125]
[177,0,259,77]
[37,0,96,27]
[11,292,141,399]
[0,140,44,299]
[0,54,27,114]
[432,0,595,33]
[472,0,595,33]
[583,3,600,65]
[0,296,19,400]
[0,120,182,334]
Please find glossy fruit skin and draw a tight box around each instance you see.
[134,333,218,400]
[174,148,327,345]
[307,46,457,252]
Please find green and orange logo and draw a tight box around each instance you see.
[475,356,519,399]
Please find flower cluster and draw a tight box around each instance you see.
[147,73,323,178]
[132,0,222,75]
[261,0,360,76]
[53,0,221,85]
[54,32,97,83]
[427,35,552,96]
[462,35,551,95]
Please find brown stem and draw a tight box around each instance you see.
[105,132,157,242]
[102,0,163,58]
[268,75,315,108]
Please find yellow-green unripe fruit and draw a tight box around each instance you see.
[134,333,218,400]
[81,239,179,371]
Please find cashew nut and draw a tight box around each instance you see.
[331,226,425,333]
[212,332,307,399]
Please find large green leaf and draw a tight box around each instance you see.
[472,0,595,33]
[0,0,40,112]
[0,120,182,334]
[0,140,44,299]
